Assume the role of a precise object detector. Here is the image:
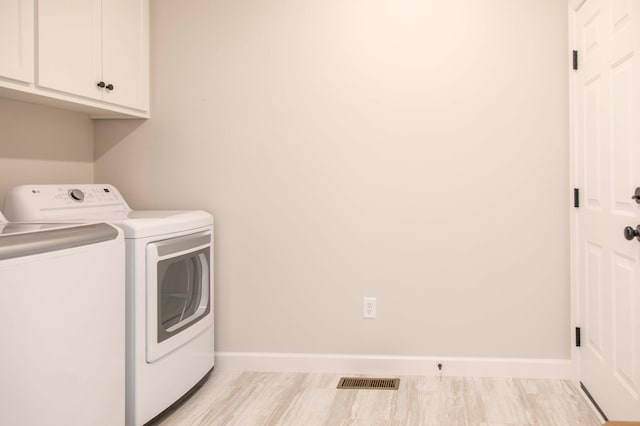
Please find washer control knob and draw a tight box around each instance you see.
[68,189,84,202]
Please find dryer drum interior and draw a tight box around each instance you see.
[156,247,211,343]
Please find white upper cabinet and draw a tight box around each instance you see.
[101,0,148,110]
[0,0,148,118]
[37,0,102,100]
[38,0,149,112]
[0,0,34,84]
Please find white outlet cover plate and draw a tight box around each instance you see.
[363,297,376,319]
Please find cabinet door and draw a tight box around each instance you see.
[0,0,34,83]
[102,0,149,110]
[37,0,102,100]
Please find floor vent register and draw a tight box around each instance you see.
[336,377,400,390]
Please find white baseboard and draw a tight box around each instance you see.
[215,352,572,379]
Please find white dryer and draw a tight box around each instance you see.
[4,185,215,426]
[0,211,125,426]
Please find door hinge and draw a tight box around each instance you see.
[574,188,580,208]
[572,50,578,70]
[576,327,581,347]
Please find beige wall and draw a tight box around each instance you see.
[95,0,570,358]
[0,98,94,207]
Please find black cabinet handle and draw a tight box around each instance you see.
[97,81,114,90]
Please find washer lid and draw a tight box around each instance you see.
[0,222,84,236]
[106,210,213,238]
[0,223,120,260]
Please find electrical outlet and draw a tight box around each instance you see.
[363,297,376,319]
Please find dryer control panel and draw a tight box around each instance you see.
[3,184,131,221]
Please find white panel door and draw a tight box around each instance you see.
[575,0,640,420]
[37,0,102,100]
[101,0,148,110]
[0,0,33,83]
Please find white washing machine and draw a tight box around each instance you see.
[0,211,125,426]
[4,185,215,426]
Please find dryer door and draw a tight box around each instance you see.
[146,231,213,363]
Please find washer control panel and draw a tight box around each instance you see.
[3,184,131,221]
[51,186,122,204]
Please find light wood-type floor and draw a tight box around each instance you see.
[155,370,602,426]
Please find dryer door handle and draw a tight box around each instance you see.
[154,233,211,257]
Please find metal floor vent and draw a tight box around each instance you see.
[337,377,400,390]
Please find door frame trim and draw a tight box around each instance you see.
[568,0,581,388]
